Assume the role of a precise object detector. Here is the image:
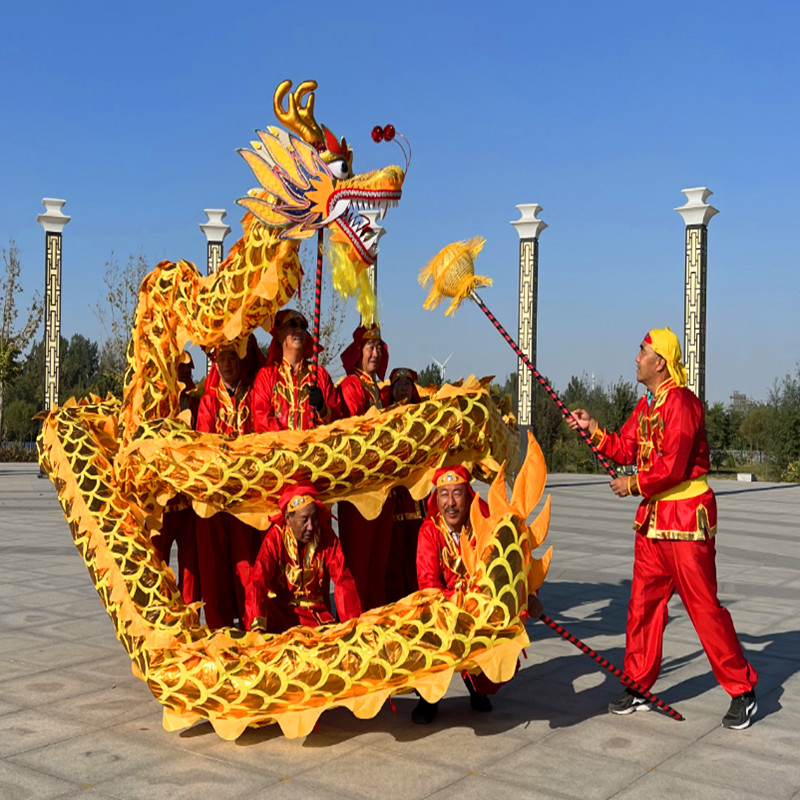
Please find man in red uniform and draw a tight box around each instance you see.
[383,368,425,602]
[412,466,497,724]
[337,325,393,611]
[251,309,342,432]
[568,327,758,729]
[244,483,361,633]
[196,337,264,629]
[152,352,201,604]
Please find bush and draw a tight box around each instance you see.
[0,442,38,462]
[782,460,800,484]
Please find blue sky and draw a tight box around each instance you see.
[2,1,798,404]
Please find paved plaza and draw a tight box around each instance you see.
[0,462,798,799]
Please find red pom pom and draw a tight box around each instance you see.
[383,124,396,141]
[371,125,384,143]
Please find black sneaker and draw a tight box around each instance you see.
[722,691,757,730]
[608,688,651,715]
[463,675,493,713]
[411,697,439,724]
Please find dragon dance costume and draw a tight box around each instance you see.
[244,485,361,633]
[592,328,757,697]
[37,80,552,739]
[337,325,393,610]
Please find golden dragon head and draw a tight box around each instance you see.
[237,80,405,269]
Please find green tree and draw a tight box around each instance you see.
[61,334,100,399]
[705,401,730,473]
[0,242,42,441]
[418,362,442,388]
[763,368,800,475]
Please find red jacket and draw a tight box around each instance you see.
[250,360,342,432]
[244,519,361,633]
[339,370,384,417]
[416,502,488,598]
[593,378,716,540]
[196,383,254,435]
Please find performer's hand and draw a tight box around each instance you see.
[610,477,630,497]
[308,385,325,411]
[567,408,596,435]
[526,593,544,619]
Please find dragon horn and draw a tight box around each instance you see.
[273,79,325,148]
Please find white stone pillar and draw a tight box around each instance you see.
[36,199,70,415]
[675,188,718,404]
[360,209,387,300]
[510,204,547,429]
[199,209,231,276]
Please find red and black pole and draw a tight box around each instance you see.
[470,291,617,478]
[537,613,684,721]
[311,229,324,388]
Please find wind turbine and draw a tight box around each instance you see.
[430,352,453,384]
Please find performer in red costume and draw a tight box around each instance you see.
[251,309,342,432]
[244,483,361,633]
[196,337,265,629]
[382,368,425,602]
[151,352,201,604]
[412,465,533,724]
[336,325,394,611]
[568,327,758,729]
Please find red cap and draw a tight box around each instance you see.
[340,325,389,379]
[426,465,476,516]
[266,309,316,364]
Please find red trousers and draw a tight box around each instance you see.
[151,507,200,605]
[196,512,261,629]
[625,534,757,697]
[337,501,393,611]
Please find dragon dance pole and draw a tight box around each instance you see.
[311,228,324,389]
[537,613,684,721]
[470,291,618,478]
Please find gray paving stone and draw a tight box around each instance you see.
[1,466,798,800]
[0,760,76,800]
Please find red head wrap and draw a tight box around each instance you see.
[340,325,389,379]
[275,481,333,529]
[203,333,265,395]
[426,465,476,516]
[266,309,316,364]
[381,366,421,406]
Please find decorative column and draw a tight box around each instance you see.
[36,199,70,415]
[675,188,718,404]
[199,209,231,373]
[510,204,547,430]
[360,209,386,300]
[199,209,231,276]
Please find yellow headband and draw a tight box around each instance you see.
[646,326,687,387]
[435,470,467,488]
[286,494,314,513]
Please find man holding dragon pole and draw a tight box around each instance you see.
[568,327,758,730]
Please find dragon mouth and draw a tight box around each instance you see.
[326,191,401,264]
[323,161,404,264]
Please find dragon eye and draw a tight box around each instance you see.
[328,159,350,180]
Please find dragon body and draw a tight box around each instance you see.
[37,80,552,739]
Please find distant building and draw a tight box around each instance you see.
[729,391,751,412]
